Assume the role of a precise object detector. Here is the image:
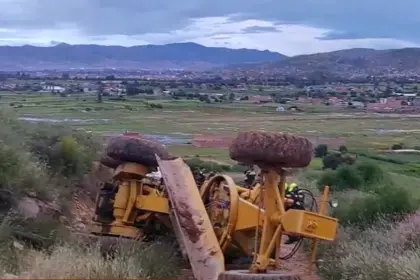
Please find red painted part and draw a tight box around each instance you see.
[123,131,141,137]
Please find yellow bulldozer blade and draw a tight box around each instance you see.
[157,156,225,280]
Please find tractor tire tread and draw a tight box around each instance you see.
[99,155,123,169]
[105,136,171,167]
[229,131,312,168]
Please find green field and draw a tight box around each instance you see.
[2,93,420,140]
[3,92,420,169]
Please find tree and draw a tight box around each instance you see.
[322,153,342,170]
[338,145,348,153]
[228,93,235,102]
[61,73,70,79]
[314,144,328,158]
[391,143,404,150]
[97,83,104,103]
[126,85,139,96]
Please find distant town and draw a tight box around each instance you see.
[1,69,420,114]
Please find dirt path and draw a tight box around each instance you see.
[280,236,320,280]
[178,236,320,280]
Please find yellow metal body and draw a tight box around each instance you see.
[249,169,337,273]
[92,162,168,239]
[91,159,338,277]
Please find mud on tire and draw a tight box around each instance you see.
[229,131,313,169]
[105,136,171,167]
[99,155,123,169]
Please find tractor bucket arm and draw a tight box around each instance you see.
[156,156,225,280]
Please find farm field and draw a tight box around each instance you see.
[3,92,420,177]
[2,93,420,149]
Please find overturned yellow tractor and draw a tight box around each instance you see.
[91,131,338,280]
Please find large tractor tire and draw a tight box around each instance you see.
[218,270,301,280]
[99,155,123,169]
[229,131,313,169]
[105,136,171,167]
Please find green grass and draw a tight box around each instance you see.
[2,93,420,144]
[167,145,233,163]
[4,92,420,165]
[308,157,323,169]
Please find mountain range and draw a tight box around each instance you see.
[0,42,285,71]
[233,48,420,76]
[1,42,420,75]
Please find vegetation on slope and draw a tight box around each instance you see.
[309,155,420,280]
[0,109,181,278]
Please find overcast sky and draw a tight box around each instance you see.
[0,0,418,56]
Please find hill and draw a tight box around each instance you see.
[232,48,420,76]
[0,42,286,71]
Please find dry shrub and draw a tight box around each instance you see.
[0,217,20,275]
[1,239,181,279]
[319,212,420,280]
[0,109,101,202]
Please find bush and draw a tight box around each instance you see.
[334,167,363,190]
[315,144,328,158]
[0,143,52,200]
[319,214,420,280]
[7,211,68,249]
[322,153,342,170]
[0,110,101,254]
[0,218,19,274]
[318,162,389,192]
[317,170,337,190]
[355,161,387,185]
[332,185,416,228]
[338,145,348,153]
[0,239,181,278]
[27,124,100,178]
[185,158,246,173]
[317,161,418,233]
[391,143,405,150]
[318,165,363,192]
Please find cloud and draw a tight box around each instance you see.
[0,0,419,41]
[0,0,418,55]
[241,26,279,34]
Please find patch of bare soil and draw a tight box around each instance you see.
[69,189,96,233]
[191,134,234,148]
[280,237,320,280]
[68,162,114,233]
[177,239,320,280]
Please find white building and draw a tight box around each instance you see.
[43,85,66,93]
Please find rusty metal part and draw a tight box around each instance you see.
[158,156,225,280]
